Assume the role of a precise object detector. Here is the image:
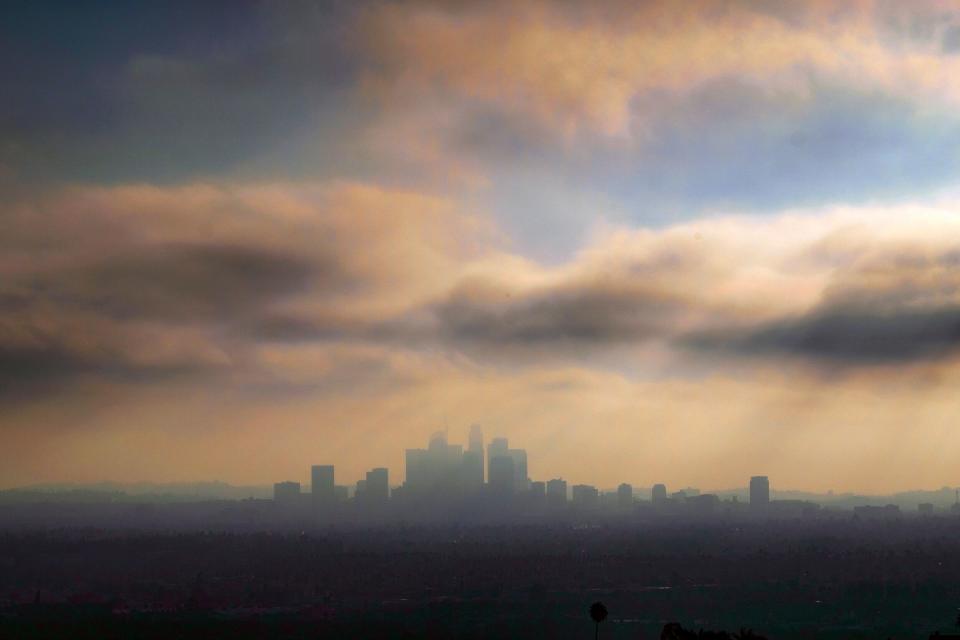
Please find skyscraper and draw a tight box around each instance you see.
[488,437,508,478]
[311,465,334,503]
[462,450,484,492]
[617,483,633,508]
[366,467,389,501]
[468,424,483,453]
[546,478,568,506]
[750,475,770,509]
[651,483,667,505]
[488,455,515,495]
[508,448,528,492]
[463,424,484,490]
[274,481,301,503]
[405,433,464,497]
[572,484,599,508]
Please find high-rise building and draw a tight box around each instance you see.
[547,478,568,506]
[462,450,484,492]
[488,455,515,495]
[651,483,667,505]
[274,481,301,502]
[530,481,546,498]
[750,476,770,509]
[508,448,528,492]
[617,483,633,508]
[311,465,334,503]
[572,484,599,508]
[366,467,389,501]
[488,437,508,480]
[405,433,465,496]
[464,424,485,489]
[468,424,483,453]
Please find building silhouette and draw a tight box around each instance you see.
[311,465,335,504]
[365,467,389,501]
[273,481,301,503]
[572,484,599,508]
[508,448,529,492]
[464,424,485,489]
[750,475,770,509]
[617,483,633,508]
[547,478,568,506]
[652,483,667,505]
[488,455,516,495]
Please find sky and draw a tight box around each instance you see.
[3,0,960,493]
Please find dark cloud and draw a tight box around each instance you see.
[255,274,691,353]
[0,342,216,404]
[687,305,960,365]
[24,243,318,322]
[0,243,320,402]
[431,281,680,346]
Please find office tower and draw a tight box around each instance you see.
[468,424,483,453]
[617,483,633,508]
[355,479,367,499]
[405,433,465,496]
[572,484,599,508]
[530,481,546,498]
[405,449,427,490]
[464,424,485,489]
[334,485,349,502]
[546,478,568,506]
[311,465,335,503]
[273,481,301,502]
[750,475,770,509]
[366,467,389,501]
[462,450,484,492]
[651,483,667,504]
[508,448,528,492]
[488,455,515,495]
[488,437,508,480]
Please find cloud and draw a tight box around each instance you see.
[0,181,496,401]
[686,243,960,365]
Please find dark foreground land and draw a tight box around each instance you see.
[3,518,960,639]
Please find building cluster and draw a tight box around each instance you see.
[271,428,794,520]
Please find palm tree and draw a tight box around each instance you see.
[590,601,608,640]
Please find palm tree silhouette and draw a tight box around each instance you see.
[590,601,608,640]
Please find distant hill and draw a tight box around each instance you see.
[0,481,272,504]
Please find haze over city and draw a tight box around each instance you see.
[5,1,960,495]
[10,2,960,639]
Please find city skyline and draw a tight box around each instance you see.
[5,2,960,494]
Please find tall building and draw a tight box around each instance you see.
[468,424,483,453]
[651,483,667,504]
[572,484,599,508]
[617,483,633,508]
[547,478,568,506]
[488,455,515,495]
[750,475,770,509]
[273,481,301,502]
[508,448,528,492]
[488,437,508,480]
[366,467,389,501]
[462,450,484,492]
[311,465,335,503]
[405,433,465,496]
[464,424,485,489]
